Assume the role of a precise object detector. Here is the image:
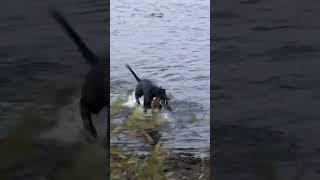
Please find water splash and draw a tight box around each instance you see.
[122,91,140,108]
[121,92,176,128]
[160,112,176,128]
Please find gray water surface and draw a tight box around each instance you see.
[0,0,108,178]
[110,0,210,156]
[214,0,320,179]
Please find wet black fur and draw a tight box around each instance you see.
[125,64,170,111]
[50,8,107,138]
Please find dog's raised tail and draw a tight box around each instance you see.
[125,64,141,82]
[50,8,98,65]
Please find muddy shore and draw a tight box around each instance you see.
[165,153,209,180]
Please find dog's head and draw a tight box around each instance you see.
[157,87,167,99]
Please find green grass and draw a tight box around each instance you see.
[110,93,129,116]
[0,87,107,179]
[109,93,210,180]
[135,143,167,180]
[110,95,168,180]
[189,113,198,124]
[110,143,167,180]
[110,92,214,180]
[1,91,206,180]
[125,107,159,131]
[0,108,47,172]
[52,142,107,180]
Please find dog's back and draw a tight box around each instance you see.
[81,65,106,112]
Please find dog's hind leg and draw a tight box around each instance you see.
[135,94,141,106]
[135,84,143,105]
[80,98,97,138]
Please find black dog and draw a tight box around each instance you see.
[125,64,172,112]
[50,9,107,138]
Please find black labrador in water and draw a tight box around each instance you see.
[125,64,172,112]
[50,9,107,138]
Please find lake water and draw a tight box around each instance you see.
[0,0,210,178]
[213,0,320,179]
[110,0,210,156]
[0,0,108,178]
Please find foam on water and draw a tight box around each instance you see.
[40,96,83,143]
[160,112,176,128]
[41,95,107,143]
[122,91,141,108]
[121,91,176,128]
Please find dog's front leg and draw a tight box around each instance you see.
[135,84,143,106]
[135,92,143,106]
[143,95,152,113]
[135,95,141,106]
[80,99,97,138]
